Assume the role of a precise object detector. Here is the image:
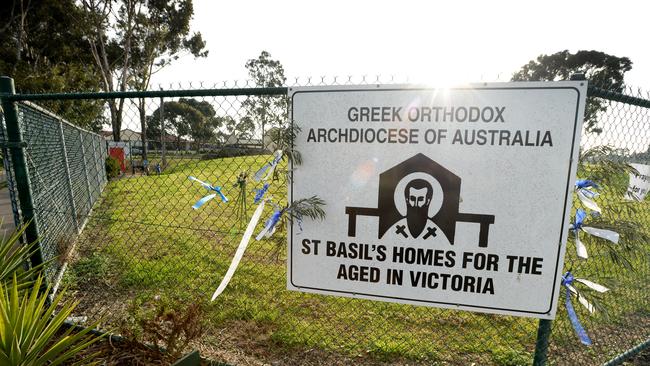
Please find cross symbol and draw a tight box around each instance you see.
[422,227,437,240]
[395,225,408,238]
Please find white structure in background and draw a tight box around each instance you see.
[101,129,142,158]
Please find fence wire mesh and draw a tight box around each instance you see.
[545,84,650,365]
[0,78,648,366]
[0,101,107,281]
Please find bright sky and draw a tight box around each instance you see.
[152,0,650,89]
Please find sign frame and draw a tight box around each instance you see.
[287,82,587,319]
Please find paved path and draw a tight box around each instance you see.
[0,170,17,236]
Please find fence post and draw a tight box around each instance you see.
[102,139,108,185]
[57,119,80,233]
[129,140,134,175]
[160,95,167,167]
[91,135,101,195]
[532,318,552,366]
[79,130,93,213]
[0,76,44,267]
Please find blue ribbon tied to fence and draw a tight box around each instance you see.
[188,176,228,209]
[562,272,592,346]
[575,179,601,213]
[569,209,620,259]
[254,183,270,204]
[561,271,610,346]
[254,150,283,182]
[256,207,283,240]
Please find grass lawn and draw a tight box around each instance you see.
[61,153,650,366]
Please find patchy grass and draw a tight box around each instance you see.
[62,154,650,365]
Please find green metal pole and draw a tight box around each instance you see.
[0,76,44,268]
[532,319,553,366]
[602,337,650,366]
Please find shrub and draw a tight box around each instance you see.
[0,275,103,365]
[0,223,104,365]
[121,295,206,362]
[0,222,45,288]
[105,156,120,178]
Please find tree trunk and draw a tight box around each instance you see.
[160,97,167,167]
[109,100,121,141]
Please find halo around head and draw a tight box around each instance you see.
[393,172,444,217]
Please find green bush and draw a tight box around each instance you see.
[0,223,104,365]
[0,222,45,288]
[105,156,120,178]
[0,275,103,365]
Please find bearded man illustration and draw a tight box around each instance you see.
[345,153,494,247]
[403,179,433,238]
[386,177,444,241]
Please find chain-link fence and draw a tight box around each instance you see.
[0,76,648,366]
[0,94,107,284]
[545,84,650,365]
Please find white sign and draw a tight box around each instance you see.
[288,82,587,319]
[626,163,650,201]
[107,141,132,157]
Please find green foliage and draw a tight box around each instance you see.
[126,0,208,157]
[241,51,288,140]
[0,223,46,289]
[78,0,207,140]
[579,146,638,193]
[128,0,208,91]
[566,145,650,316]
[269,123,302,165]
[284,196,326,223]
[147,98,221,146]
[0,0,105,130]
[577,146,650,252]
[512,50,632,133]
[0,275,103,365]
[105,156,121,179]
[490,348,531,366]
[72,253,111,283]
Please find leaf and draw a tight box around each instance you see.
[284,196,326,222]
[0,275,104,365]
[0,221,52,289]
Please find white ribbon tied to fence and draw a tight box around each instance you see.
[211,199,266,301]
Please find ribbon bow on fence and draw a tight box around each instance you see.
[561,271,609,346]
[188,176,229,209]
[254,183,270,204]
[211,195,324,301]
[256,206,283,240]
[575,179,601,214]
[570,209,620,259]
[254,150,283,182]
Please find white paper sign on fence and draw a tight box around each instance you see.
[288,81,587,320]
[625,163,650,201]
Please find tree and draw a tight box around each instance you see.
[79,0,136,141]
[512,50,632,133]
[128,0,207,160]
[0,0,105,130]
[179,98,220,149]
[78,0,206,142]
[233,117,256,141]
[147,98,219,150]
[241,51,287,146]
